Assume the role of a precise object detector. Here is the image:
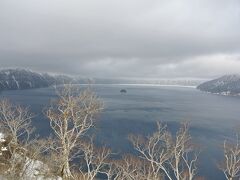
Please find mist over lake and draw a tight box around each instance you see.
[1,85,240,179]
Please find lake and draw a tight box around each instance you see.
[1,84,240,179]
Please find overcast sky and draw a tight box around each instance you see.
[0,0,240,79]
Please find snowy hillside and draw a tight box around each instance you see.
[0,69,73,91]
[197,74,240,96]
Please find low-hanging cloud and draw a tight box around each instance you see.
[0,0,240,78]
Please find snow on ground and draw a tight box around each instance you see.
[12,75,20,89]
[0,133,5,143]
[0,132,62,180]
[23,157,62,180]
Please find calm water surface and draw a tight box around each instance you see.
[1,85,240,180]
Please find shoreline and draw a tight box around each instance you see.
[78,83,197,88]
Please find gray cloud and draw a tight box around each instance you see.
[0,0,240,78]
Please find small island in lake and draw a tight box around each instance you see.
[120,89,127,94]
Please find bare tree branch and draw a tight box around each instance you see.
[46,84,103,179]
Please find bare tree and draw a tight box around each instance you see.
[110,154,162,180]
[0,99,34,145]
[218,132,240,180]
[46,84,103,179]
[169,122,199,180]
[0,99,37,178]
[78,137,111,180]
[129,122,172,179]
[129,122,199,180]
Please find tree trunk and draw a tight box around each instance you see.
[62,147,72,180]
[62,161,72,179]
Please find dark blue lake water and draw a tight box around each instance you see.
[1,85,240,179]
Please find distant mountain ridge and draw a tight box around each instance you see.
[197,74,240,96]
[0,69,75,91]
[90,78,203,86]
[0,68,205,91]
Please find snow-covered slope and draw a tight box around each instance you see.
[197,74,240,96]
[0,132,62,180]
[0,69,73,91]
